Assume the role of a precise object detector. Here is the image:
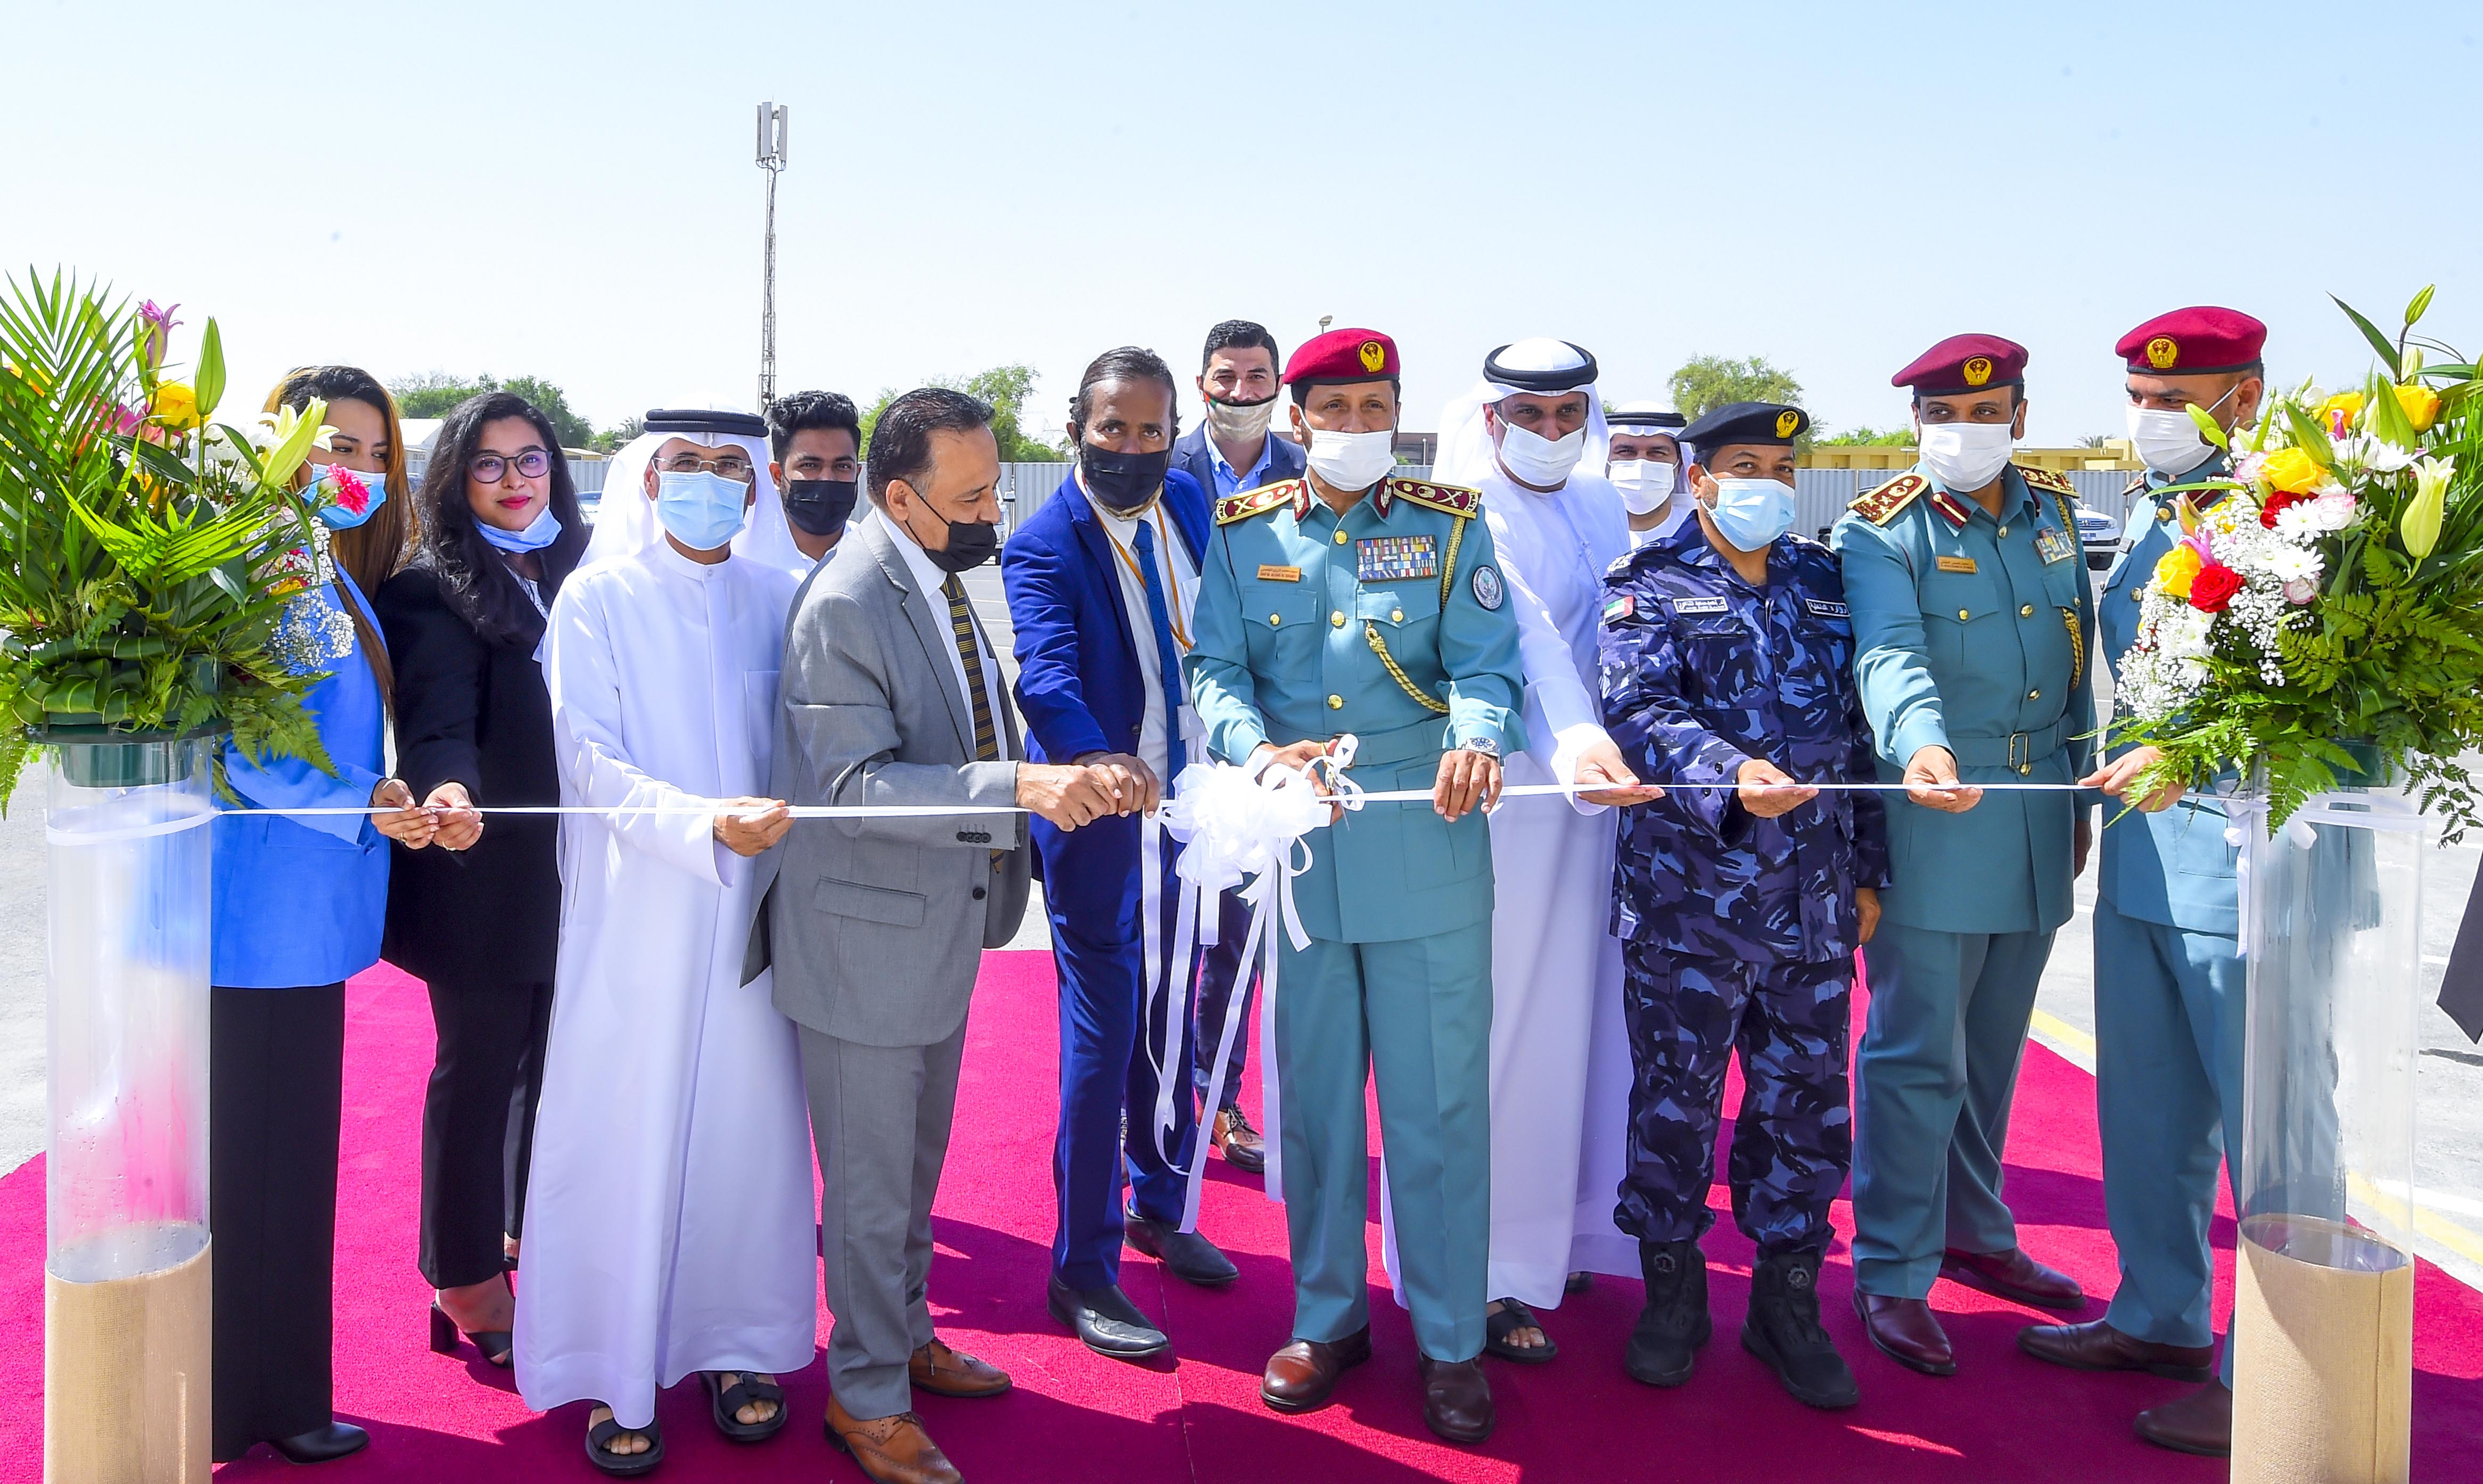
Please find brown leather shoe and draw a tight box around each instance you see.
[823,1398,962,1484]
[2135,1379,2231,1457]
[1853,1292,1956,1376]
[910,1337,1013,1398]
[2016,1318,2214,1381]
[1260,1326,1371,1414]
[1213,1108,1267,1174]
[1940,1247,2084,1311]
[1416,1355,1494,1445]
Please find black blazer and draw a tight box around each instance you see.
[375,564,562,987]
[1171,423,1306,502]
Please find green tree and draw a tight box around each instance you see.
[388,372,597,450]
[857,364,1055,463]
[1666,354,1805,425]
[1815,425,1916,447]
[590,415,645,454]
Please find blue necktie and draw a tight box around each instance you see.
[1132,519,1187,785]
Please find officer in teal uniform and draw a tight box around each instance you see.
[1830,334,2097,1378]
[1186,326,1524,1447]
[2018,307,2268,1461]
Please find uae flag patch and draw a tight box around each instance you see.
[1602,595,1635,622]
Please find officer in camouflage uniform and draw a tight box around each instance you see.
[1597,401,1886,1411]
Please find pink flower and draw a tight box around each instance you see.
[2234,450,2268,484]
[139,300,180,329]
[327,465,371,515]
[2283,577,2317,605]
[105,401,144,435]
[2328,408,2352,440]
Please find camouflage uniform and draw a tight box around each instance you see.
[1598,523,1889,1259]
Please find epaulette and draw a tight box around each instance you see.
[1385,476,1483,518]
[1847,472,1928,526]
[2123,473,2150,499]
[1216,477,1302,525]
[2017,465,2075,496]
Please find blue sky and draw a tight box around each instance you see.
[5,1,2477,448]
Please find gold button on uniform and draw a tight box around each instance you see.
[1333,529,1350,545]
[1956,608,1970,621]
[1327,694,1343,710]
[1331,610,1345,628]
[1390,608,1404,623]
[1268,613,1281,625]
[2158,506,2175,521]
[2028,688,2042,700]
[2020,604,2035,617]
[1997,524,2009,537]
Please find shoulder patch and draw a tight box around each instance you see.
[2017,465,2075,496]
[1216,477,1301,525]
[1386,477,1483,518]
[1847,472,1928,526]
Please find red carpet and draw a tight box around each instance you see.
[2,952,2480,1481]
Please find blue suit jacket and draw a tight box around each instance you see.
[1172,424,1305,506]
[211,571,391,987]
[1000,468,1212,919]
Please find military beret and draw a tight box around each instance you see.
[644,408,769,437]
[1284,327,1399,386]
[1680,401,1810,455]
[1892,333,2028,396]
[2116,307,2267,376]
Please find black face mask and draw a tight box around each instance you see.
[923,518,1000,573]
[781,477,858,537]
[1080,444,1171,514]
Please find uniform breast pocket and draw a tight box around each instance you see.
[1920,574,2001,672]
[1239,583,1318,667]
[1679,619,1759,700]
[1357,584,1440,649]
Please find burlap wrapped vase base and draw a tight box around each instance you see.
[2233,1213,2413,1484]
[43,1232,211,1482]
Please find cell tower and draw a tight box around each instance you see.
[755,102,790,410]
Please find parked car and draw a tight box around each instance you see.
[2074,502,2121,570]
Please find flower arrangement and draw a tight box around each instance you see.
[0,271,365,810]
[2115,288,2483,834]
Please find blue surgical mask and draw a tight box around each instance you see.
[309,464,389,530]
[478,504,563,553]
[1704,475,1798,551]
[654,470,751,551]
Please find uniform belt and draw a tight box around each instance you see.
[1947,719,2068,775]
[1286,715,1452,769]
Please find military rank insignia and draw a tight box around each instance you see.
[2035,526,2076,564]
[1356,534,1437,582]
[1470,563,1506,610]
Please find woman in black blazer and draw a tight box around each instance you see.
[377,391,589,1365]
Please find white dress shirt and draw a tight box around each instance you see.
[1082,475,1201,780]
[889,522,1015,759]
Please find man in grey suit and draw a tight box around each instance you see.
[768,387,1120,1484]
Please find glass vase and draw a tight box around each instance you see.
[42,736,214,1482]
[2231,764,2422,1484]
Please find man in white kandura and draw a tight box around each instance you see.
[1382,339,1661,1363]
[519,408,813,1473]
[1606,401,1692,548]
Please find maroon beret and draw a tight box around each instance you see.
[1284,327,1399,386]
[2116,307,2267,375]
[1891,333,2028,396]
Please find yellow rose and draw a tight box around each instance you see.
[2395,382,2442,433]
[2259,446,2324,494]
[2155,543,2203,599]
[2316,391,2366,430]
[150,382,201,432]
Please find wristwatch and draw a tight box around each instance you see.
[1459,737,1501,759]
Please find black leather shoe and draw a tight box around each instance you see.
[1124,1210,1239,1287]
[1047,1274,1169,1358]
[271,1422,371,1464]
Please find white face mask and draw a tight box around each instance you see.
[2125,385,2237,477]
[1204,395,1277,445]
[1917,421,2017,492]
[1703,475,1799,551]
[1494,419,1585,488]
[1302,427,1397,490]
[1607,459,1678,515]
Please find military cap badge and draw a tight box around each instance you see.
[1359,339,1387,373]
[1962,356,1994,387]
[1774,409,1800,439]
[2145,336,2180,370]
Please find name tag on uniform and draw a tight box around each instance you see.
[1804,598,1849,618]
[1670,596,1729,615]
[1356,534,1437,582]
[2035,527,2076,565]
[1935,554,1978,574]
[1257,564,1301,582]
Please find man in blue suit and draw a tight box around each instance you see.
[1167,318,1305,1174]
[1004,345,1242,1361]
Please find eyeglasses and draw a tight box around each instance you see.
[469,448,553,483]
[656,452,756,483]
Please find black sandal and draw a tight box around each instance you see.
[1483,1298,1560,1364]
[429,1302,513,1368]
[703,1371,788,1443]
[585,1411,664,1475]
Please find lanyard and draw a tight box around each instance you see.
[1104,506,1191,650]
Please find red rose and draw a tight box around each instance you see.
[2188,562,2245,613]
[2259,489,2306,529]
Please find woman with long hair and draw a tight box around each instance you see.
[375,391,587,1377]
[211,366,433,1464]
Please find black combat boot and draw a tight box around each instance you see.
[1624,1239,1709,1387]
[1742,1250,1859,1409]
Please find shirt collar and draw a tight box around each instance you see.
[1205,431,1273,486]
[888,515,954,600]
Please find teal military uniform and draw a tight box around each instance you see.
[1186,472,1525,1362]
[1830,461,2098,1298]
[2094,452,2244,1382]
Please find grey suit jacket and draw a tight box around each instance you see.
[763,516,1031,1048]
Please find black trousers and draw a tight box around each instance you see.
[209,983,345,1460]
[419,973,553,1289]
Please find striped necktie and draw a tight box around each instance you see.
[942,573,1000,762]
